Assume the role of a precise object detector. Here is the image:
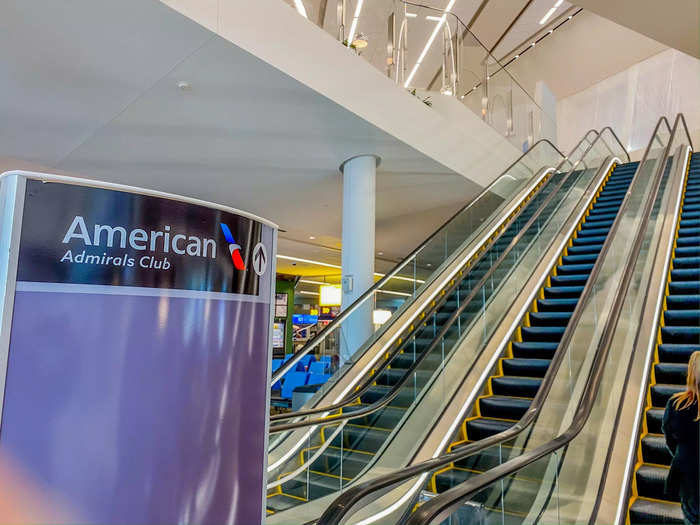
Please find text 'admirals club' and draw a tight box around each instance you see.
[59,216,221,270]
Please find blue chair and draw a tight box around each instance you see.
[281,371,308,399]
[284,353,294,362]
[307,373,331,386]
[298,354,316,370]
[320,355,332,363]
[309,361,329,374]
[271,359,283,373]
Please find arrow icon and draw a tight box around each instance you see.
[252,243,267,276]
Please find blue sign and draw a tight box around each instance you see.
[293,314,318,324]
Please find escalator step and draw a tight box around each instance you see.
[520,326,566,342]
[528,311,572,326]
[572,235,606,247]
[650,384,684,408]
[668,281,700,294]
[556,263,594,275]
[342,404,406,429]
[674,237,700,249]
[267,494,305,513]
[579,218,614,230]
[672,256,700,269]
[536,298,578,312]
[284,470,348,500]
[666,295,700,309]
[501,358,551,377]
[561,253,598,265]
[636,465,678,502]
[491,376,542,397]
[654,362,689,384]
[641,434,672,465]
[585,211,617,221]
[329,424,390,453]
[660,326,700,344]
[658,344,700,363]
[479,396,531,420]
[646,408,664,434]
[550,274,589,287]
[543,286,583,299]
[577,227,613,237]
[567,243,603,255]
[675,245,700,257]
[664,309,700,325]
[465,418,514,440]
[301,446,373,478]
[629,498,684,525]
[453,441,519,471]
[511,341,558,359]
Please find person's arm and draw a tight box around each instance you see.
[662,402,678,453]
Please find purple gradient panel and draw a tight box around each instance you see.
[0,290,270,524]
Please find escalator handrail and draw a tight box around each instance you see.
[315,127,627,525]
[271,138,571,385]
[270,131,610,434]
[405,114,690,525]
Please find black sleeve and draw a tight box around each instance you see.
[663,402,678,453]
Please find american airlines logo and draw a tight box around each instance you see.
[219,223,246,271]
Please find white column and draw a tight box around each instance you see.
[339,154,379,364]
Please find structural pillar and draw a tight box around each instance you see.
[339,154,380,364]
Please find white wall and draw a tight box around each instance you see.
[557,49,700,156]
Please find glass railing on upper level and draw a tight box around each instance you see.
[285,0,555,150]
[272,138,576,387]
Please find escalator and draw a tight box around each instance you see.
[266,166,584,513]
[368,115,694,525]
[427,160,639,495]
[627,151,699,525]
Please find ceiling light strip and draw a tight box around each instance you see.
[404,0,457,87]
[293,0,308,18]
[347,0,365,46]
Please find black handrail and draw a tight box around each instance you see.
[270,130,613,434]
[271,139,568,385]
[405,114,690,525]
[315,127,630,525]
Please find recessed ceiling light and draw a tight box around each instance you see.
[531,42,536,47]
[568,15,572,19]
[309,236,316,240]
[377,251,384,255]
[514,54,520,59]
[406,12,418,18]
[177,81,192,91]
[549,29,554,34]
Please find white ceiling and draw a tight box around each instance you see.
[504,9,668,99]
[573,0,700,59]
[0,0,481,279]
